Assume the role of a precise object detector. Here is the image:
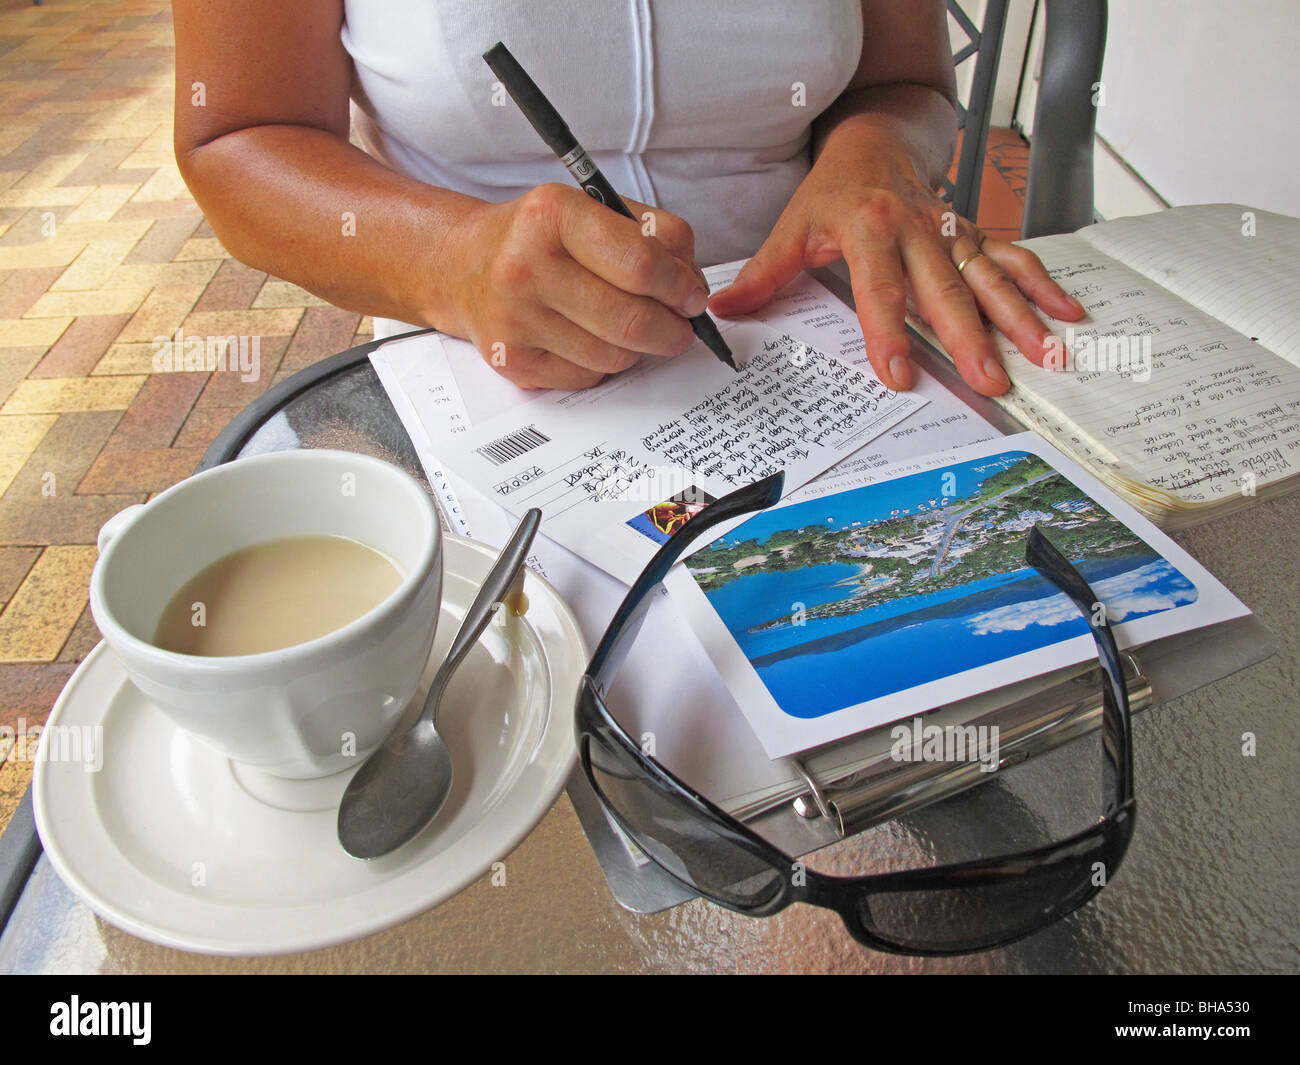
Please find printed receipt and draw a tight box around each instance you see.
[436,318,927,583]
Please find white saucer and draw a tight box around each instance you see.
[32,535,588,956]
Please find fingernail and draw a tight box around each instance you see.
[685,288,709,316]
[983,357,1010,390]
[1068,295,1085,312]
[889,356,912,389]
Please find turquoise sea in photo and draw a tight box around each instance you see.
[705,554,1194,718]
[687,451,1200,719]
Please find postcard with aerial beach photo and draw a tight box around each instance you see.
[664,433,1249,758]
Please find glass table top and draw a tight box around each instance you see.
[3,343,1297,973]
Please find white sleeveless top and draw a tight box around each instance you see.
[342,0,864,318]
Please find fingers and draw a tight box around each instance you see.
[463,184,711,391]
[489,345,609,391]
[539,255,698,358]
[530,306,648,374]
[981,239,1085,323]
[466,288,657,391]
[469,316,619,390]
[949,235,1056,369]
[542,186,709,319]
[707,213,808,316]
[622,198,701,273]
[901,235,1010,396]
[843,228,914,390]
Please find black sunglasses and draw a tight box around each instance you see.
[575,472,1136,955]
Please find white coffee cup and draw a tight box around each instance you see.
[89,450,443,779]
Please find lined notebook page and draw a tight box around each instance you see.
[1077,204,1300,368]
[912,231,1300,505]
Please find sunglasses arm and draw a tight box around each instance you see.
[586,471,786,692]
[1025,526,1136,813]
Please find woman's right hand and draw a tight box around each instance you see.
[435,183,712,389]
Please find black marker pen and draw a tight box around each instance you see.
[483,41,737,371]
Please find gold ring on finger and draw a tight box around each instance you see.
[955,250,984,274]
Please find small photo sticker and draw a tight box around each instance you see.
[626,486,718,545]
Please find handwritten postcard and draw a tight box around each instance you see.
[664,432,1249,758]
[435,318,927,583]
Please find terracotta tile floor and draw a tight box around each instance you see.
[0,0,1032,835]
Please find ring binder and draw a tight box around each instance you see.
[789,756,835,822]
[788,657,1152,838]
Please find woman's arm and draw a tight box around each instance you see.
[172,0,477,329]
[172,0,709,389]
[812,0,959,185]
[710,0,1085,396]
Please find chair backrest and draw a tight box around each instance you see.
[941,0,1108,239]
[1021,0,1107,238]
[939,0,1010,223]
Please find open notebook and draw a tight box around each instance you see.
[906,203,1300,529]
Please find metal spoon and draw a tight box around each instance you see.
[337,508,542,859]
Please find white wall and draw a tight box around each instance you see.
[1095,0,1300,216]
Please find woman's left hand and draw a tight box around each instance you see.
[707,127,1086,396]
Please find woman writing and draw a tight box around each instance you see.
[172,0,1083,393]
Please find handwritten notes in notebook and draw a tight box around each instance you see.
[1079,204,1300,368]
[909,221,1300,509]
[437,318,926,583]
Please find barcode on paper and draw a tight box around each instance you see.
[475,424,551,466]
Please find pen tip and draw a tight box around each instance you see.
[690,312,736,370]
[713,337,737,371]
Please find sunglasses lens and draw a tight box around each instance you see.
[857,833,1111,953]
[585,733,786,909]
